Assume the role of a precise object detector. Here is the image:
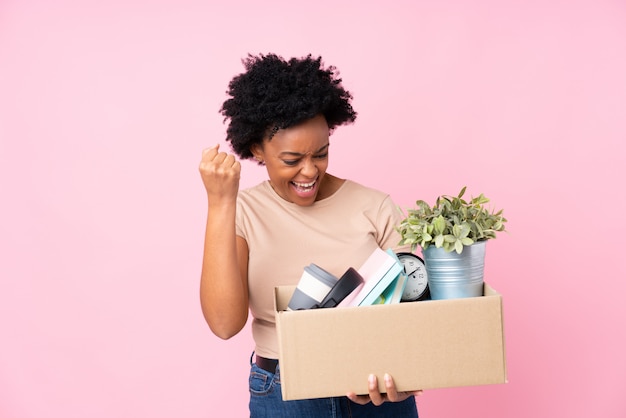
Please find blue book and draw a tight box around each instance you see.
[354,249,404,306]
[348,247,396,307]
[371,273,401,305]
[384,251,408,304]
[377,271,407,305]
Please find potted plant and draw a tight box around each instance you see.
[397,186,507,300]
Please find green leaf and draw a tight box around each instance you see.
[434,234,444,247]
[452,223,470,239]
[461,237,474,246]
[443,234,456,243]
[433,215,446,235]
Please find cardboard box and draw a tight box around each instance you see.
[274,283,507,400]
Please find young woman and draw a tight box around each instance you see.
[199,53,421,417]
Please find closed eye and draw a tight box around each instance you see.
[282,153,328,166]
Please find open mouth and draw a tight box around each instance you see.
[291,179,317,193]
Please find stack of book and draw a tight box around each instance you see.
[342,248,406,307]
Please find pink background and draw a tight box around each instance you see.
[1,0,625,417]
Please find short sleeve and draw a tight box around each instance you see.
[377,195,412,253]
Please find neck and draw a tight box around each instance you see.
[316,173,345,201]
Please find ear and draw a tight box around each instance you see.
[250,143,264,161]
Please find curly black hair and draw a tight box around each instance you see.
[220,53,357,160]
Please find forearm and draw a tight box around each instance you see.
[199,204,249,339]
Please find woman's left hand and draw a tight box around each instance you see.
[346,374,423,406]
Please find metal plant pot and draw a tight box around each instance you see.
[422,241,486,300]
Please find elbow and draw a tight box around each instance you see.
[211,327,240,340]
[200,292,248,340]
[203,311,247,340]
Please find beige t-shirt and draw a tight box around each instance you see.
[236,179,407,359]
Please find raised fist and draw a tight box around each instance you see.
[199,144,241,204]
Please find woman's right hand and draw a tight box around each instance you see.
[198,144,249,339]
[199,144,241,204]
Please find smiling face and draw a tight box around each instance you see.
[251,115,334,206]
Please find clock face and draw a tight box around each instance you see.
[396,252,429,301]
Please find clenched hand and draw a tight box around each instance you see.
[199,144,241,205]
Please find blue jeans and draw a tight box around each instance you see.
[249,357,419,418]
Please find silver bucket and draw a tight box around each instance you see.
[422,241,486,300]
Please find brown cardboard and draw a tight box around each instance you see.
[274,283,507,401]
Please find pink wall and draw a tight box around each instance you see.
[1,1,625,417]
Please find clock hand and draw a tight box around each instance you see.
[406,267,420,277]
